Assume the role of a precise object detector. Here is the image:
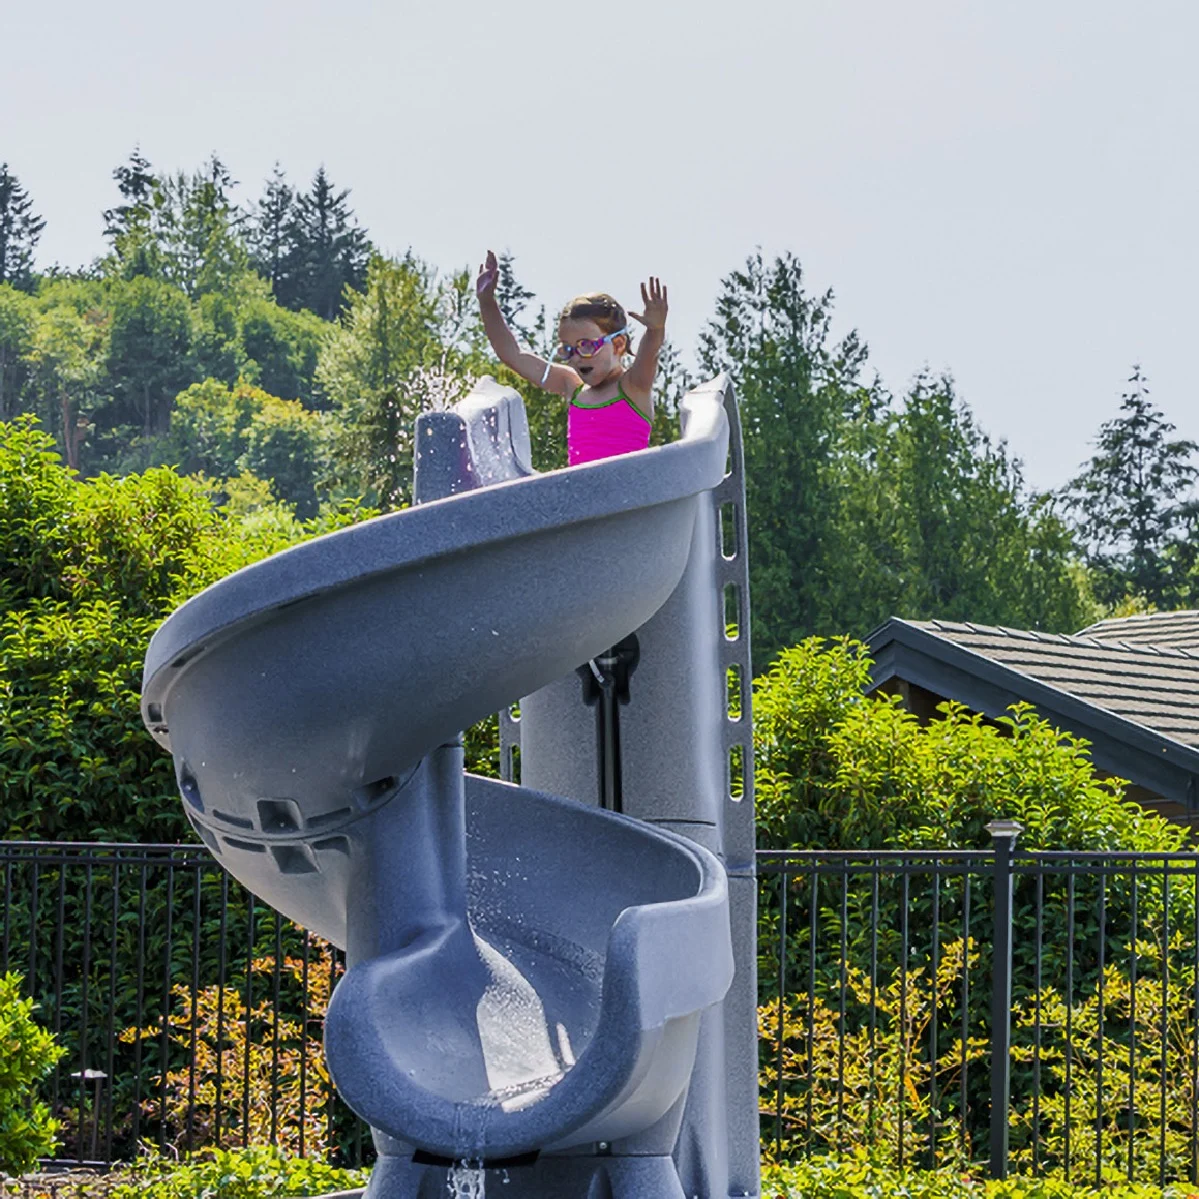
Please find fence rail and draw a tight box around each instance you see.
[5,834,1199,1183]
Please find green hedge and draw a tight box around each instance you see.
[753,637,1189,854]
[104,1147,366,1199]
[753,639,1197,1176]
[0,416,373,841]
[764,1152,1190,1199]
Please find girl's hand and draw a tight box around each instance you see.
[629,277,668,332]
[476,250,499,298]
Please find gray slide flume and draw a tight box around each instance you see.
[141,375,759,1198]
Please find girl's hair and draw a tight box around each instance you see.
[559,292,635,355]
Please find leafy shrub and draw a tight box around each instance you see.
[120,945,338,1156]
[754,637,1189,853]
[0,415,76,614]
[0,972,65,1175]
[760,930,1199,1182]
[759,939,986,1167]
[753,640,1192,1060]
[0,416,375,841]
[754,638,1199,1180]
[0,596,168,839]
[106,1146,366,1199]
[753,636,873,849]
[763,1150,1189,1198]
[1009,941,1199,1180]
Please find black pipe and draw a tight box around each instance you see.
[579,635,640,813]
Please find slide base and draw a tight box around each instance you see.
[365,1149,686,1199]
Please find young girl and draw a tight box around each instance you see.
[476,250,668,466]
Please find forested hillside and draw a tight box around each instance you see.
[2,153,1197,671]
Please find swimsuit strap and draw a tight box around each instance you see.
[570,381,647,419]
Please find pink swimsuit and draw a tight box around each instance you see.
[567,383,652,466]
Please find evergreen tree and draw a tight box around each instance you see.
[0,165,46,292]
[1063,366,1198,607]
[648,338,693,447]
[278,167,370,320]
[701,252,1090,667]
[1159,504,1199,607]
[156,155,248,296]
[102,148,163,280]
[103,148,157,242]
[699,252,878,665]
[860,374,1089,633]
[104,151,248,295]
[247,164,295,295]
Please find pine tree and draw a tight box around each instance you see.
[1064,366,1198,607]
[102,148,166,281]
[278,167,371,320]
[247,164,295,294]
[103,147,157,243]
[103,151,247,295]
[700,251,1089,664]
[166,154,247,295]
[868,373,1088,633]
[0,164,46,291]
[699,252,875,664]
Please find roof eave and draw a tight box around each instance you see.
[865,618,1199,809]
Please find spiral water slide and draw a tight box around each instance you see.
[141,376,760,1198]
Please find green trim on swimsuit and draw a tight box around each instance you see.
[569,382,652,423]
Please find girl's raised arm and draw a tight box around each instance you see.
[623,276,669,416]
[477,251,580,397]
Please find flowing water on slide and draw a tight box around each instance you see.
[446,1162,486,1197]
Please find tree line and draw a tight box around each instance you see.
[1,155,1197,669]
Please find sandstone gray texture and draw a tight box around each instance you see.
[141,375,759,1197]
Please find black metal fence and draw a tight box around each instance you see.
[759,826,1199,1186]
[0,841,370,1169]
[6,833,1199,1184]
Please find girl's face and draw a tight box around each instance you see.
[558,318,627,385]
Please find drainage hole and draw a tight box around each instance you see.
[271,845,316,875]
[178,767,203,812]
[257,798,301,833]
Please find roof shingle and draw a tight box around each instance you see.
[907,618,1199,749]
[1079,610,1199,653]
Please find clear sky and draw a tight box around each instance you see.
[3,0,1196,492]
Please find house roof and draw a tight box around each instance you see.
[1079,610,1199,653]
[865,617,1199,808]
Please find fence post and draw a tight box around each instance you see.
[987,818,1023,1180]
